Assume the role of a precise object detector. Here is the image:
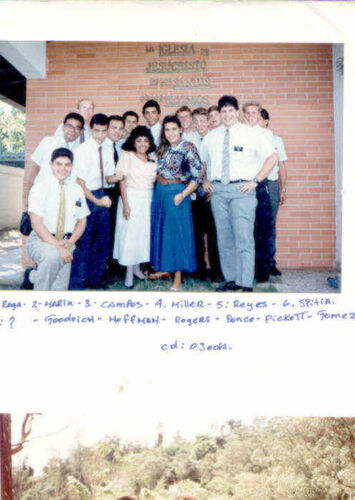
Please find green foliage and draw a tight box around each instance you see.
[12,418,355,500]
[0,106,25,152]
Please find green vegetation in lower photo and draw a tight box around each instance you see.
[13,417,355,499]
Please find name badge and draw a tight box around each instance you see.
[75,198,82,207]
[234,146,243,152]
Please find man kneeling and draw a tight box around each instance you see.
[26,148,90,291]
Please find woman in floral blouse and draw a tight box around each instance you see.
[149,115,203,291]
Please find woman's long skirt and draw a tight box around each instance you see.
[150,182,196,273]
[113,187,153,265]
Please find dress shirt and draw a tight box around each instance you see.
[200,122,275,182]
[105,137,123,162]
[254,124,273,143]
[55,122,91,142]
[149,121,162,148]
[182,130,200,149]
[72,137,116,191]
[28,176,90,234]
[268,134,288,181]
[31,135,80,184]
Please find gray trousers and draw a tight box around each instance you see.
[211,183,257,288]
[26,231,72,291]
[267,180,280,268]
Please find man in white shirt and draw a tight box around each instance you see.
[69,113,122,290]
[176,106,199,144]
[105,115,125,274]
[25,148,89,291]
[191,107,221,281]
[122,111,139,139]
[54,98,95,143]
[142,99,162,148]
[200,95,278,292]
[208,105,222,130]
[25,113,84,206]
[260,107,288,276]
[243,101,275,283]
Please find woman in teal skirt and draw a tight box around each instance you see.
[150,115,203,291]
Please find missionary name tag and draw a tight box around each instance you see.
[234,146,243,152]
[76,198,82,207]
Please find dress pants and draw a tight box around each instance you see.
[104,186,120,263]
[254,180,273,280]
[26,231,72,291]
[69,189,111,290]
[192,192,221,277]
[267,179,280,268]
[211,182,257,289]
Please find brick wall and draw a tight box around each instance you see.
[24,42,336,269]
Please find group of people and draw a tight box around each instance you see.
[22,94,287,292]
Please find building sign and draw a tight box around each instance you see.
[141,43,211,108]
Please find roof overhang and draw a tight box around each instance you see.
[0,41,46,110]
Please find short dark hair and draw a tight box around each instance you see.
[217,95,239,112]
[208,105,219,114]
[63,112,84,128]
[90,113,109,128]
[192,107,208,118]
[176,105,192,116]
[122,125,156,154]
[51,147,73,163]
[260,108,270,121]
[108,115,124,126]
[142,99,161,115]
[122,111,139,123]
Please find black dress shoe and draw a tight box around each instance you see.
[20,267,34,290]
[270,266,282,276]
[242,287,253,292]
[216,281,242,292]
[255,274,269,283]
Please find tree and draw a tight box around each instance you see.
[0,107,26,152]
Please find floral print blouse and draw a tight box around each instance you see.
[157,140,204,184]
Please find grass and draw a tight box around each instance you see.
[106,273,279,293]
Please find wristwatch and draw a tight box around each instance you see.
[252,177,259,184]
[281,188,287,193]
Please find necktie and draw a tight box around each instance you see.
[98,146,104,190]
[221,128,230,184]
[55,181,66,240]
[113,142,119,165]
[80,131,85,143]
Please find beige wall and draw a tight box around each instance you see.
[0,165,23,230]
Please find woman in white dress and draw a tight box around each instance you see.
[111,126,157,288]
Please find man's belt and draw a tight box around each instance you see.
[157,175,183,186]
[213,179,248,184]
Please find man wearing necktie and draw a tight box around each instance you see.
[200,95,278,292]
[69,113,123,290]
[105,115,125,276]
[24,148,89,290]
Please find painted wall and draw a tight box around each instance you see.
[0,165,23,230]
[24,42,336,268]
